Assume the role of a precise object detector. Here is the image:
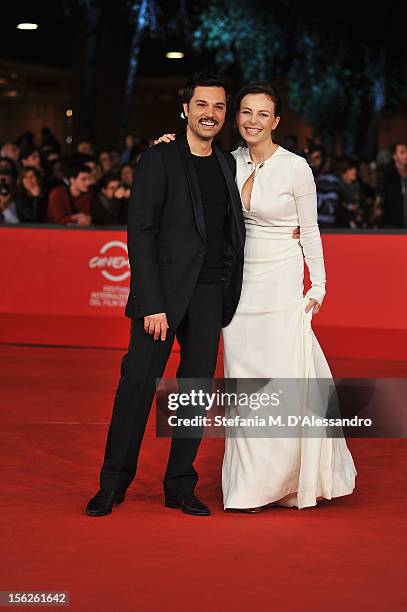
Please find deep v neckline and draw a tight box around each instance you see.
[241,169,256,212]
[240,145,281,212]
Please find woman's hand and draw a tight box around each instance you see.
[305,298,320,314]
[114,186,130,199]
[153,133,176,145]
[27,185,41,197]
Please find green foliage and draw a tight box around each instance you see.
[193,1,286,81]
[193,0,407,154]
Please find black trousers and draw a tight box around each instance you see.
[99,282,223,495]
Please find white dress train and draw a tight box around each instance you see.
[222,146,356,509]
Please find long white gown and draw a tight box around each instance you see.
[222,145,357,509]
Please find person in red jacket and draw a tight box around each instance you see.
[47,163,93,225]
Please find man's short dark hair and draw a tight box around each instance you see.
[19,145,40,162]
[71,152,96,166]
[336,157,358,176]
[309,144,327,158]
[67,163,91,180]
[182,72,230,105]
[389,141,407,155]
[98,172,120,192]
[0,157,18,179]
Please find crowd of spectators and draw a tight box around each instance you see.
[0,129,148,227]
[1,127,406,229]
[284,136,407,229]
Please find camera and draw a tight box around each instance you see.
[0,177,11,197]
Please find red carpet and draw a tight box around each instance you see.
[1,345,406,611]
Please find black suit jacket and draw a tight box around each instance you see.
[124,133,245,328]
[380,165,406,227]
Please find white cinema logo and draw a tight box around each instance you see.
[89,241,130,282]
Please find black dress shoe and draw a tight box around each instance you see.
[165,493,211,516]
[85,489,126,517]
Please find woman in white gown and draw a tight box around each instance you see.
[222,82,356,511]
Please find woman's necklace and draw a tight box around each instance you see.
[251,142,279,167]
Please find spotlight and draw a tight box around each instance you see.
[166,51,184,60]
[66,109,73,118]
[17,23,38,30]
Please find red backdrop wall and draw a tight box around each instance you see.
[1,227,406,360]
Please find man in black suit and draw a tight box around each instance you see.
[86,73,245,517]
[379,141,407,227]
